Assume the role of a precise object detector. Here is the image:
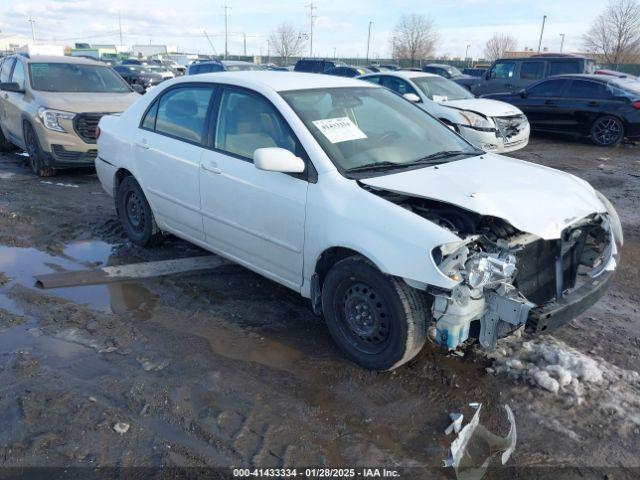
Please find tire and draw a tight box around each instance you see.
[590,115,624,147]
[321,256,430,370]
[23,122,54,177]
[0,126,16,153]
[116,176,163,247]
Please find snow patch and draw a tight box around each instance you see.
[485,336,640,419]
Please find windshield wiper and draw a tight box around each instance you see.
[411,150,478,165]
[346,161,406,173]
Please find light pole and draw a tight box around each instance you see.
[28,16,36,42]
[537,15,547,53]
[365,20,373,64]
[306,2,316,57]
[222,4,231,59]
[559,33,565,53]
[465,44,470,66]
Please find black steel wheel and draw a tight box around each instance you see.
[23,122,54,177]
[116,176,163,247]
[590,116,623,146]
[322,256,430,370]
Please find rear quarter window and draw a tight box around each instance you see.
[549,61,580,76]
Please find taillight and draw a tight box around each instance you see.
[95,125,101,139]
[633,101,640,110]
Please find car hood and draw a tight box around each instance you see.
[34,91,140,114]
[360,154,606,240]
[439,98,523,117]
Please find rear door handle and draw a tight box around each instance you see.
[587,101,599,106]
[201,161,221,174]
[544,100,555,105]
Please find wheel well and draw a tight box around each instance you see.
[314,247,367,287]
[114,168,133,196]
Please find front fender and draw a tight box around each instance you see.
[302,171,461,297]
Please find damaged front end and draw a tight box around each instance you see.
[369,189,621,351]
[431,211,619,350]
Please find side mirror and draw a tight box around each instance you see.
[403,93,421,103]
[131,84,144,94]
[0,82,24,93]
[254,147,305,173]
[519,89,528,98]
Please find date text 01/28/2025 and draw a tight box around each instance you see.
[232,468,401,478]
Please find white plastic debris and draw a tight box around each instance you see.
[113,422,130,434]
[469,402,480,409]
[445,412,464,435]
[444,403,517,480]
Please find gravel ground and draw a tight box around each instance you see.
[0,136,638,479]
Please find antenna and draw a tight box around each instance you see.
[203,30,217,55]
[27,16,36,42]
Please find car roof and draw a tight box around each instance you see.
[173,71,377,92]
[361,70,439,80]
[425,63,453,68]
[17,55,103,65]
[222,60,256,65]
[548,74,611,82]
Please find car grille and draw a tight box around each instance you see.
[494,114,527,142]
[513,232,584,306]
[51,144,98,163]
[73,113,107,144]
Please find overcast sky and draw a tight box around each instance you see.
[0,0,606,59]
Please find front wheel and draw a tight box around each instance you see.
[116,176,163,247]
[23,122,54,177]
[321,256,430,370]
[590,116,624,147]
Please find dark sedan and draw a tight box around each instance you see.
[325,65,370,77]
[484,74,640,146]
[114,65,164,91]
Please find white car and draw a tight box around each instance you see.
[95,72,621,370]
[359,71,530,153]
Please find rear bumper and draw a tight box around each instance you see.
[525,269,615,334]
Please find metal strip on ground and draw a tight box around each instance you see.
[35,255,229,289]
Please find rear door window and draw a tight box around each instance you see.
[520,61,544,80]
[549,61,580,76]
[154,86,215,143]
[569,80,608,99]
[527,79,570,97]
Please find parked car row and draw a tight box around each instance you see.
[0,53,625,369]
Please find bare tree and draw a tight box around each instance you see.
[583,0,640,65]
[269,23,306,65]
[390,14,438,66]
[484,34,518,61]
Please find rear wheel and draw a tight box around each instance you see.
[590,116,624,146]
[321,256,430,370]
[0,126,16,152]
[23,122,54,177]
[116,176,163,247]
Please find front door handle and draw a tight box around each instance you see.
[201,161,221,174]
[544,100,555,105]
[135,139,149,149]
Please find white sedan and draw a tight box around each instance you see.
[359,71,530,153]
[96,72,621,370]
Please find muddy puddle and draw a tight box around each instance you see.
[0,241,156,316]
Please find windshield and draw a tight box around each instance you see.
[29,63,131,93]
[224,63,262,71]
[447,66,463,77]
[412,76,474,101]
[281,87,479,177]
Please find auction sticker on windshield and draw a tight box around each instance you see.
[312,117,367,144]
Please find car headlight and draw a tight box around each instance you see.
[595,190,623,246]
[465,254,517,289]
[459,110,495,131]
[38,108,75,133]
